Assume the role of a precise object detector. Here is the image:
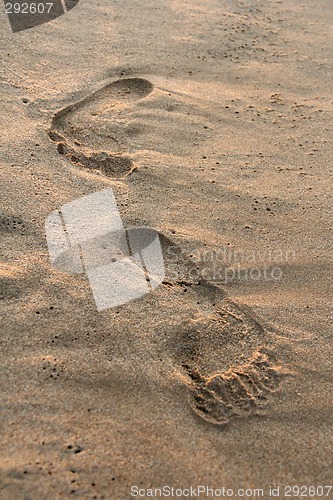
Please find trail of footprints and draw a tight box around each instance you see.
[47,80,284,427]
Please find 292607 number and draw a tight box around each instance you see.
[5,3,54,14]
[285,485,332,497]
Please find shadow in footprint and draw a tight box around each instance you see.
[49,77,154,178]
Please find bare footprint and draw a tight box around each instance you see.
[7,219,284,428]
[49,77,154,178]
[49,76,216,178]
[154,235,285,426]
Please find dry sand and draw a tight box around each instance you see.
[0,0,332,498]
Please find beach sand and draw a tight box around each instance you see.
[1,0,332,498]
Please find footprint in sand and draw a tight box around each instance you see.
[1,226,284,425]
[49,78,153,178]
[49,77,213,178]
[155,236,284,426]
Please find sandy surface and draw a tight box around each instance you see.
[1,0,332,498]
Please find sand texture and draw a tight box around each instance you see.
[0,0,332,498]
